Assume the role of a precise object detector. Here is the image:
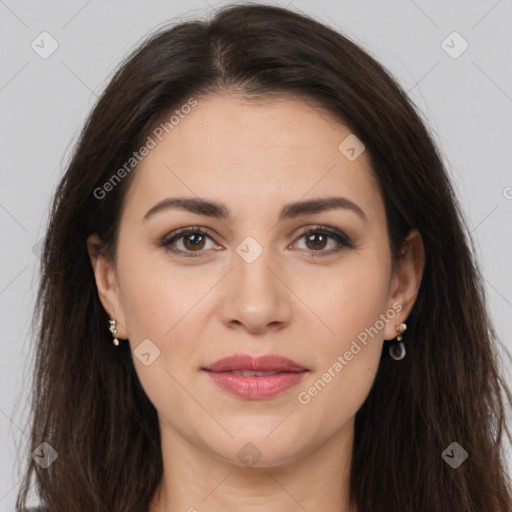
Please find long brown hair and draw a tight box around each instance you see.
[15,3,512,511]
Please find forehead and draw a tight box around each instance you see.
[123,95,383,225]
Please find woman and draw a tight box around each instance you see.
[15,3,512,511]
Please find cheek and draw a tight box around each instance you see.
[116,246,209,368]
[321,253,391,343]
[115,250,206,419]
[116,258,170,340]
[292,268,390,437]
[307,254,390,393]
[115,231,198,339]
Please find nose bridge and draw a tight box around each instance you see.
[218,230,292,331]
[233,232,281,299]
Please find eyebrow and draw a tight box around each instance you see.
[143,196,368,224]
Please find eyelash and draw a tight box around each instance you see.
[159,225,354,258]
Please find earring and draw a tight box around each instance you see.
[109,319,120,346]
[389,322,407,361]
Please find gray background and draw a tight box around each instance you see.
[1,0,511,507]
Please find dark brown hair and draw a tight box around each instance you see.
[15,3,512,511]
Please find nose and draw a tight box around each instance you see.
[217,247,292,335]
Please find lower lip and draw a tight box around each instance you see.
[204,370,308,399]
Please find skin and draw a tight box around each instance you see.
[87,95,424,512]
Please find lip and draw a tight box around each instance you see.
[202,353,309,400]
[203,353,307,373]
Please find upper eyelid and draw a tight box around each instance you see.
[163,224,344,240]
[161,225,351,251]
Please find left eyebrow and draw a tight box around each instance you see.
[143,196,368,224]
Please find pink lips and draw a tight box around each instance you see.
[202,353,309,400]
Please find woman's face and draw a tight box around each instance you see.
[88,94,423,467]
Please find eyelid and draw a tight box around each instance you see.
[158,225,219,258]
[293,225,353,247]
[159,224,353,258]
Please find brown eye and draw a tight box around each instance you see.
[304,232,329,251]
[182,232,207,251]
[160,225,352,259]
[161,227,216,257]
[292,226,353,257]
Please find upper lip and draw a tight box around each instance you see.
[203,354,308,373]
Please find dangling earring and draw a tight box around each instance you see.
[389,322,407,360]
[109,319,120,346]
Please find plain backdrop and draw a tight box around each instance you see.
[1,0,511,507]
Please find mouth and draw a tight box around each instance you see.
[202,353,309,400]
[202,353,308,373]
[215,369,303,377]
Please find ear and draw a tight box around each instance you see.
[86,233,129,339]
[384,229,425,341]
